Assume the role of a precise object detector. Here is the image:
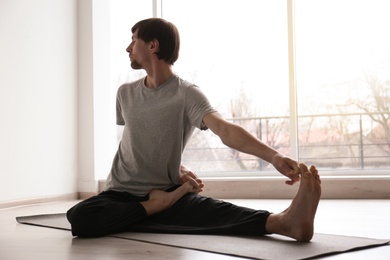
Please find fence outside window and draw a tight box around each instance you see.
[182,112,390,174]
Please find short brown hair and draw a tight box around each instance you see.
[132,18,180,65]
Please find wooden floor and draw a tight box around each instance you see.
[0,199,389,260]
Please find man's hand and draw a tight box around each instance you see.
[178,165,205,193]
[271,154,301,185]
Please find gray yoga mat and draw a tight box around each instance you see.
[16,213,390,260]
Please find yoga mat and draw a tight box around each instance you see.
[16,213,390,260]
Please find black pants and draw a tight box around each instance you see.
[66,188,271,238]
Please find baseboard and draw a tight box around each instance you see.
[0,193,79,209]
[78,192,98,200]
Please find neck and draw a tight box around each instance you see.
[144,62,174,89]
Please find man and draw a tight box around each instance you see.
[67,18,321,242]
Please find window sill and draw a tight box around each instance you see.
[98,175,390,199]
[201,175,390,199]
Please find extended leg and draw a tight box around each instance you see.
[265,163,322,242]
[130,192,271,236]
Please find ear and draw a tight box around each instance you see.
[149,39,160,54]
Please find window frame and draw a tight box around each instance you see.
[84,0,390,198]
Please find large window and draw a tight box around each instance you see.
[163,0,290,175]
[295,0,390,171]
[102,0,390,179]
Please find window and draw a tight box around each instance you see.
[100,0,390,180]
[295,0,390,171]
[163,0,290,175]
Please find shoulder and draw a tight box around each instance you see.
[170,76,206,102]
[174,76,206,97]
[174,75,197,89]
[117,77,145,95]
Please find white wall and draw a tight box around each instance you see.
[0,0,78,203]
[77,0,115,196]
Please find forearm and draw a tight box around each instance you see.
[204,112,300,181]
[219,122,279,163]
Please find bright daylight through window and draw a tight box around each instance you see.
[105,0,390,179]
[295,0,390,172]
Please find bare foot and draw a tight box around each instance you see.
[265,163,321,242]
[140,182,194,216]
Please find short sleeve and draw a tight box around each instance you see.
[116,88,125,126]
[185,86,217,130]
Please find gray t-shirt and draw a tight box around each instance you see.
[104,74,217,196]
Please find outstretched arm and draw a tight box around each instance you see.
[203,112,300,185]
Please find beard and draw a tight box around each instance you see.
[131,60,142,70]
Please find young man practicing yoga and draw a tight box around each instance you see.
[67,18,321,242]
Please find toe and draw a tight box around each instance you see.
[298,163,310,174]
[309,165,321,183]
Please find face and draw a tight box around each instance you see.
[126,30,147,70]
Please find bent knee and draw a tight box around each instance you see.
[66,205,103,237]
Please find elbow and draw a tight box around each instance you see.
[216,123,238,148]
